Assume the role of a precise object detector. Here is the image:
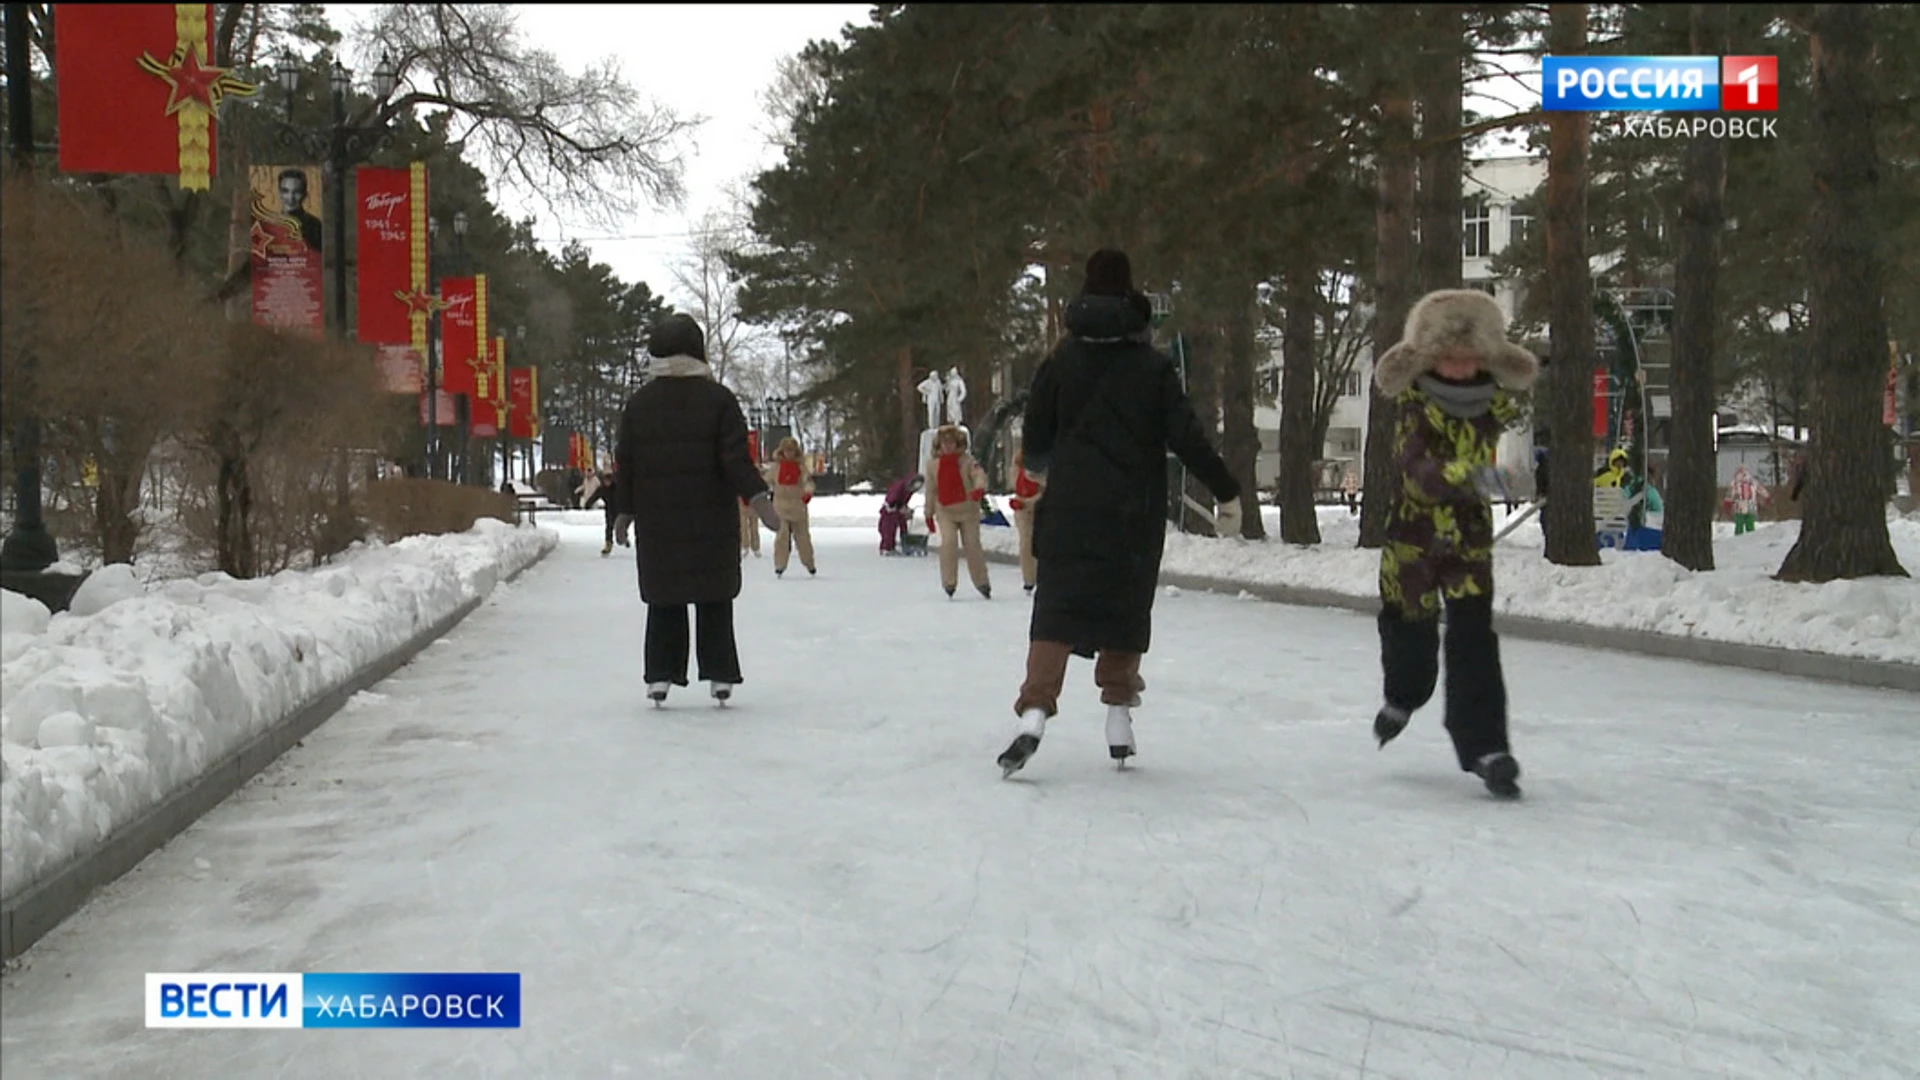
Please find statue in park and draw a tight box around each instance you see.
[917,371,945,431]
[944,367,967,425]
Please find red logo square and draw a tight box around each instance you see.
[1721,56,1778,112]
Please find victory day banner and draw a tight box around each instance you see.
[55,4,252,190]
[249,164,325,335]
[508,366,538,440]
[471,336,505,439]
[437,277,478,398]
[356,164,426,347]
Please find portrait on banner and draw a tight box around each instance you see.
[249,164,325,334]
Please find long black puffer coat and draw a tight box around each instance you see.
[1022,293,1240,654]
[614,358,768,605]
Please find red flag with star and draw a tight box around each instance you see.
[439,277,478,397]
[55,5,251,188]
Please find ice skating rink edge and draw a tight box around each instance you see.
[980,551,1920,693]
[0,535,556,962]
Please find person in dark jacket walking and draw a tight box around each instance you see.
[614,313,780,706]
[998,249,1242,776]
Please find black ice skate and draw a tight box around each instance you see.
[978,583,992,600]
[945,585,956,599]
[647,682,670,708]
[1373,705,1411,748]
[710,681,733,706]
[1473,752,1522,799]
[998,709,1047,777]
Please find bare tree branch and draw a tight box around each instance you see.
[351,3,700,227]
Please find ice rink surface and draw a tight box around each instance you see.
[5,518,1916,1078]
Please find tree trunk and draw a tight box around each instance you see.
[215,430,255,579]
[1358,78,1417,549]
[1278,263,1321,544]
[1543,3,1601,566]
[896,345,918,475]
[1663,3,1728,572]
[1182,321,1223,534]
[1776,4,1908,581]
[1220,289,1266,539]
[94,446,145,565]
[1416,4,1464,295]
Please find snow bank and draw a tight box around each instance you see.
[0,520,555,901]
[972,501,1920,668]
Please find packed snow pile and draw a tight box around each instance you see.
[974,502,1920,667]
[0,520,554,901]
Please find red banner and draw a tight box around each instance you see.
[376,344,423,393]
[249,164,325,335]
[471,336,505,437]
[439,277,477,396]
[55,5,248,188]
[509,367,537,439]
[355,166,415,344]
[419,388,459,426]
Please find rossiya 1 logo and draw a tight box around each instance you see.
[1541,55,1779,139]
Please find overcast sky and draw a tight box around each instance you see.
[332,4,873,307]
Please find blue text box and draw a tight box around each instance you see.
[1542,56,1720,112]
[302,972,521,1028]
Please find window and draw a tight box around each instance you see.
[1466,279,1497,299]
[1463,194,1492,258]
[1509,210,1533,247]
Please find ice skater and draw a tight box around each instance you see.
[923,424,993,599]
[613,313,780,707]
[999,248,1241,776]
[1009,448,1045,593]
[1369,289,1538,799]
[582,464,624,556]
[763,436,817,577]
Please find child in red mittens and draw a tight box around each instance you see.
[1009,448,1045,594]
[923,424,993,599]
[762,436,817,576]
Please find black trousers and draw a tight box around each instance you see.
[1378,593,1509,770]
[644,601,742,686]
[602,504,617,546]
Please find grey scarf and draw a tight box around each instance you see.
[1416,374,1496,419]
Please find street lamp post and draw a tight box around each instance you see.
[273,51,395,518]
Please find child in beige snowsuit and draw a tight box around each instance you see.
[763,436,816,576]
[924,424,993,599]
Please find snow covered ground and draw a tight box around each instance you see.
[962,495,1920,667]
[2,518,1915,1078]
[0,521,555,904]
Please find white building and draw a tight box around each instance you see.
[1256,155,1546,495]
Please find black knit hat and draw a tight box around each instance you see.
[648,313,706,361]
[1082,248,1135,297]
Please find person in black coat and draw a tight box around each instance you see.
[998,248,1242,776]
[614,314,780,706]
[583,466,624,556]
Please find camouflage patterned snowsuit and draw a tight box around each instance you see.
[1378,386,1521,615]
[1376,379,1520,770]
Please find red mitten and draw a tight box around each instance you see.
[926,517,937,534]
[969,488,985,502]
[1010,498,1024,511]
[803,493,812,504]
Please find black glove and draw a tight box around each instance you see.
[752,493,781,532]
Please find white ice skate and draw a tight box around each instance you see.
[997,708,1047,777]
[1105,704,1136,765]
[710,681,733,706]
[647,682,670,707]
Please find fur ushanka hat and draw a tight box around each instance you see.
[1373,289,1540,397]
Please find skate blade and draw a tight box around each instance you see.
[998,735,1040,777]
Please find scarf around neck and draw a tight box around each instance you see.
[1415,373,1497,419]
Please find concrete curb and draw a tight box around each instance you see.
[980,549,1920,693]
[0,536,554,962]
